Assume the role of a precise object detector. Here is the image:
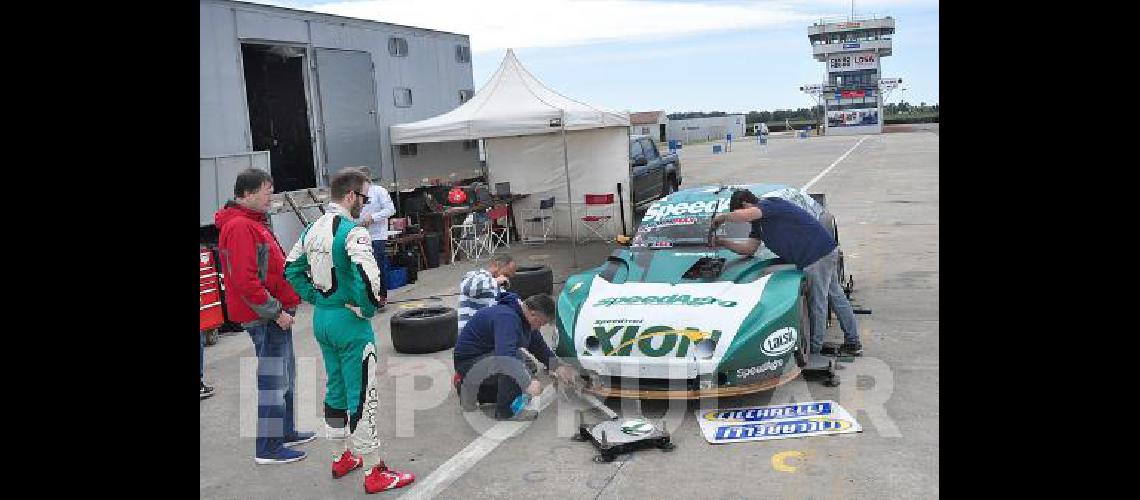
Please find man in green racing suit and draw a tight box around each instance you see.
[285,169,415,493]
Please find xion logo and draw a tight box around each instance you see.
[592,295,737,307]
[589,326,722,357]
[761,327,797,357]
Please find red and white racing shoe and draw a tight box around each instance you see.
[363,461,415,493]
[332,450,363,478]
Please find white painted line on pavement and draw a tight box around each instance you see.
[801,136,868,192]
[398,384,558,500]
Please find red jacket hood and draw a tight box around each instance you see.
[215,201,267,229]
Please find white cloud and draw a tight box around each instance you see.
[248,0,937,52]
[271,0,828,51]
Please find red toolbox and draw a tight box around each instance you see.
[200,246,224,331]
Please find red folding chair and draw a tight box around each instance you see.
[578,193,615,244]
[486,204,511,252]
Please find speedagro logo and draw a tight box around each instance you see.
[761,327,797,357]
[593,295,737,307]
[642,198,729,222]
[736,358,784,380]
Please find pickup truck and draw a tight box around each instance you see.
[629,134,682,210]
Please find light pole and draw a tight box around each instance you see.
[900,87,908,114]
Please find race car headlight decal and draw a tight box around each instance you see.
[694,338,716,359]
[585,335,602,354]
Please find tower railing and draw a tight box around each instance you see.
[812,14,892,26]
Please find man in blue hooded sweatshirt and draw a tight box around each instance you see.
[453,292,577,419]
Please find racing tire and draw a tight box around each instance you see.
[510,265,553,299]
[794,280,810,368]
[390,307,459,354]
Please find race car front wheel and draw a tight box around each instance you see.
[794,280,810,368]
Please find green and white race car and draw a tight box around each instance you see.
[554,184,849,399]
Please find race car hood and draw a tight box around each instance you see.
[556,268,798,380]
[595,247,776,284]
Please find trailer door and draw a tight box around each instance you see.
[314,49,383,182]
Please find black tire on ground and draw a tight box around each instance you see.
[390,307,459,354]
[204,329,219,346]
[794,280,810,368]
[509,265,553,299]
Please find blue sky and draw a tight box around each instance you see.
[247,0,938,113]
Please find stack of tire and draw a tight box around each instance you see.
[507,264,553,299]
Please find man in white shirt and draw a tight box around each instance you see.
[354,167,397,301]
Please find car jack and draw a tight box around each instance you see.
[802,352,840,387]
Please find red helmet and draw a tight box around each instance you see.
[448,187,468,204]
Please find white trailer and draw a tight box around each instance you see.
[200,0,481,248]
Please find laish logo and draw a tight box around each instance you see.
[642,198,729,222]
[761,327,798,356]
[593,295,738,307]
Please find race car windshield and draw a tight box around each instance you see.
[632,217,751,248]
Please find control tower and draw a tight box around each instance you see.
[807,15,895,135]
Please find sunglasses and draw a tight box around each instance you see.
[353,191,370,205]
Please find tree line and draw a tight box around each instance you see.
[667,102,938,124]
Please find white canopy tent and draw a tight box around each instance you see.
[390,49,632,266]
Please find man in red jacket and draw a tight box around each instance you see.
[215,169,314,465]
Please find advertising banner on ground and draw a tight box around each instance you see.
[695,400,862,443]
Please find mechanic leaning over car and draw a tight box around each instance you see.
[711,189,863,356]
[452,292,578,420]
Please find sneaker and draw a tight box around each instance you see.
[332,450,364,478]
[284,431,316,447]
[840,342,864,356]
[200,382,215,400]
[254,447,307,465]
[364,461,415,493]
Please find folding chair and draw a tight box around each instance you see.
[522,196,556,245]
[578,193,615,244]
[450,212,491,263]
[486,205,511,253]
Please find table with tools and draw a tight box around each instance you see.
[417,194,527,264]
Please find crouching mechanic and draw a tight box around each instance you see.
[452,292,577,420]
[285,169,415,494]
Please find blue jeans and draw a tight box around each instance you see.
[371,240,389,297]
[247,320,298,457]
[802,248,860,352]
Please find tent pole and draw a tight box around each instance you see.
[561,111,577,268]
[391,145,401,213]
